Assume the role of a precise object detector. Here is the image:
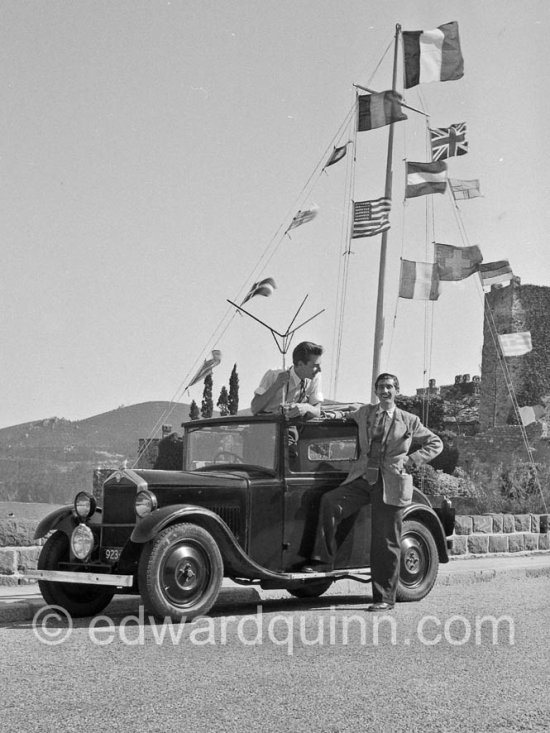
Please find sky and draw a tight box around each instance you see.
[1,0,549,430]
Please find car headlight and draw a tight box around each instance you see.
[74,491,96,520]
[135,490,157,518]
[71,523,95,560]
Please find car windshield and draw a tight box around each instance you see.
[185,421,278,472]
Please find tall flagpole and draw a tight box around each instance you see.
[370,23,401,401]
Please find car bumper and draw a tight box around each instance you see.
[25,569,134,587]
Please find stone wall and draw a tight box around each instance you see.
[451,512,549,555]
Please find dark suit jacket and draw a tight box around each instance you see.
[343,404,443,506]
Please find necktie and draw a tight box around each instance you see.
[365,410,388,484]
[297,379,307,403]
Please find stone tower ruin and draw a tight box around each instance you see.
[480,279,550,429]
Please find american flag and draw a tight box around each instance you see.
[429,122,468,161]
[352,198,391,238]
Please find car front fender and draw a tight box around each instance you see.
[34,506,77,540]
[131,504,235,544]
[403,504,449,563]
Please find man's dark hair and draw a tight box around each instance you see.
[375,372,400,391]
[292,341,323,366]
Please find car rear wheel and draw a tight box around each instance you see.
[37,531,115,617]
[286,578,334,599]
[138,523,223,621]
[396,519,439,602]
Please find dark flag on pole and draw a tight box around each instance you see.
[324,143,349,169]
[357,91,407,131]
[435,243,483,281]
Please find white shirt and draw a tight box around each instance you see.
[253,365,323,414]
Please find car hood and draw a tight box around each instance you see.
[103,468,250,490]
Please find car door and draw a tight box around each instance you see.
[281,421,371,571]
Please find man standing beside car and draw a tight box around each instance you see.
[251,341,323,418]
[303,372,442,612]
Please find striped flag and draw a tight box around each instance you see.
[399,260,440,300]
[449,178,481,200]
[286,204,319,232]
[403,21,464,89]
[498,332,532,357]
[352,198,391,238]
[406,161,447,198]
[479,261,513,288]
[241,277,277,305]
[429,122,468,161]
[187,350,222,389]
[357,91,407,131]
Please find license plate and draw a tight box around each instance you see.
[102,547,122,562]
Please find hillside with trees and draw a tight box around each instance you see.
[0,401,190,504]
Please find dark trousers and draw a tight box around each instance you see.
[311,476,403,604]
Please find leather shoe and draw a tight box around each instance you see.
[301,562,332,573]
[366,602,394,612]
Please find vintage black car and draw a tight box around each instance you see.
[30,413,454,621]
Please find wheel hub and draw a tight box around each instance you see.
[161,543,209,606]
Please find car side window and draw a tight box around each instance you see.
[288,423,358,474]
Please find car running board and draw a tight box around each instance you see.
[285,568,372,583]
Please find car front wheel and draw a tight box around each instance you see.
[396,519,439,602]
[138,523,223,621]
[37,531,115,617]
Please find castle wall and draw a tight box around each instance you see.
[480,281,550,429]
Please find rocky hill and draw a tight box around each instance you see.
[0,401,191,503]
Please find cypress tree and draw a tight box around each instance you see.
[217,386,230,416]
[201,374,214,418]
[228,363,239,415]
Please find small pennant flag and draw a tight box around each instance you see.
[324,144,349,169]
[399,260,440,300]
[402,21,464,89]
[435,243,483,281]
[187,350,222,388]
[357,91,407,131]
[241,277,277,305]
[498,332,532,357]
[352,198,391,238]
[429,122,468,161]
[406,161,447,198]
[479,261,513,288]
[450,178,481,200]
[286,204,319,232]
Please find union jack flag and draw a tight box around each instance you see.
[429,122,468,161]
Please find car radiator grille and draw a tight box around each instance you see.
[102,485,137,524]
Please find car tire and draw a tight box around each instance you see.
[138,522,223,622]
[37,530,115,617]
[286,578,334,599]
[396,519,439,602]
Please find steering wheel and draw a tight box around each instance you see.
[213,451,244,464]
